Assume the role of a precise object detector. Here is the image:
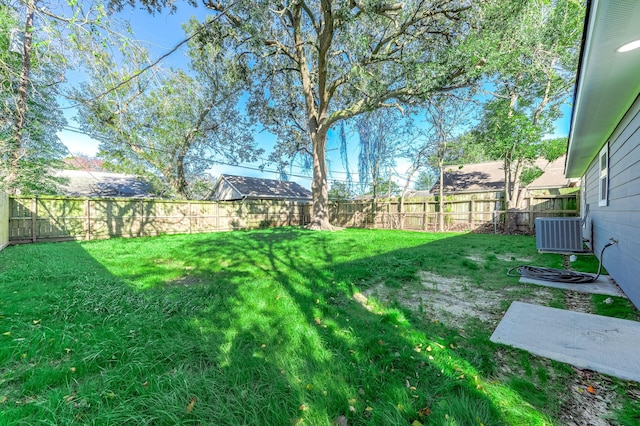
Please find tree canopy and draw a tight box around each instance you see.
[0,2,67,195]
[73,17,261,199]
[189,0,503,228]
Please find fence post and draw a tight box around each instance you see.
[470,199,475,226]
[528,194,535,232]
[188,202,192,234]
[31,197,37,243]
[84,199,91,241]
[0,192,8,251]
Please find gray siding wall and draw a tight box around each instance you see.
[583,95,640,308]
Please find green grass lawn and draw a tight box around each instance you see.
[1,228,638,425]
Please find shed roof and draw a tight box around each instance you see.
[213,174,312,201]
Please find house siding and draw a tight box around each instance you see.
[214,180,243,201]
[583,95,640,308]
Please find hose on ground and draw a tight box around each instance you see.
[507,241,616,284]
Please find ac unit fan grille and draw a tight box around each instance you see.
[535,217,584,252]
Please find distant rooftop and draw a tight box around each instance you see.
[213,174,312,201]
[53,170,155,198]
[431,156,573,193]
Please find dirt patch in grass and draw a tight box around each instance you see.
[560,368,620,426]
[165,275,207,287]
[363,271,553,329]
[360,270,627,426]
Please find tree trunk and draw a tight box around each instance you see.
[307,130,337,230]
[438,161,445,232]
[7,0,35,194]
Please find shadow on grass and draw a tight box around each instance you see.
[0,228,568,424]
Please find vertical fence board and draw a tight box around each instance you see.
[0,191,8,251]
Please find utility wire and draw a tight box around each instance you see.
[60,126,377,184]
[63,2,237,109]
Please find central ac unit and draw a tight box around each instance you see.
[535,217,584,253]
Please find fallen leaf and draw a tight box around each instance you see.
[426,346,432,352]
[418,407,431,416]
[299,404,308,411]
[63,394,76,404]
[412,421,423,426]
[186,397,197,413]
[69,367,76,373]
[306,384,313,390]
[365,406,373,412]
[2,331,11,336]
[32,320,41,325]
[349,405,356,412]
[315,318,321,325]
[142,381,149,387]
[449,343,455,349]
[0,395,6,404]
[586,385,596,394]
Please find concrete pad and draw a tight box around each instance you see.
[491,301,640,383]
[520,274,626,298]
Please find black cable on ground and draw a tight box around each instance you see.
[507,241,616,284]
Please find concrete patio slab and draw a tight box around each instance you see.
[491,301,640,383]
[520,274,626,298]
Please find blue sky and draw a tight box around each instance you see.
[57,3,574,191]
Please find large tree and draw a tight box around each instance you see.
[477,0,584,219]
[355,108,405,198]
[74,18,260,199]
[188,0,501,229]
[420,91,474,231]
[0,2,67,195]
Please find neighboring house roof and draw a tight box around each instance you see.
[404,190,432,198]
[431,156,573,193]
[54,170,155,198]
[63,157,104,171]
[212,174,312,201]
[527,155,578,189]
[565,0,640,177]
[431,160,505,193]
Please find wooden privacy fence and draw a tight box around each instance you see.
[6,191,578,244]
[8,196,311,243]
[330,192,579,233]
